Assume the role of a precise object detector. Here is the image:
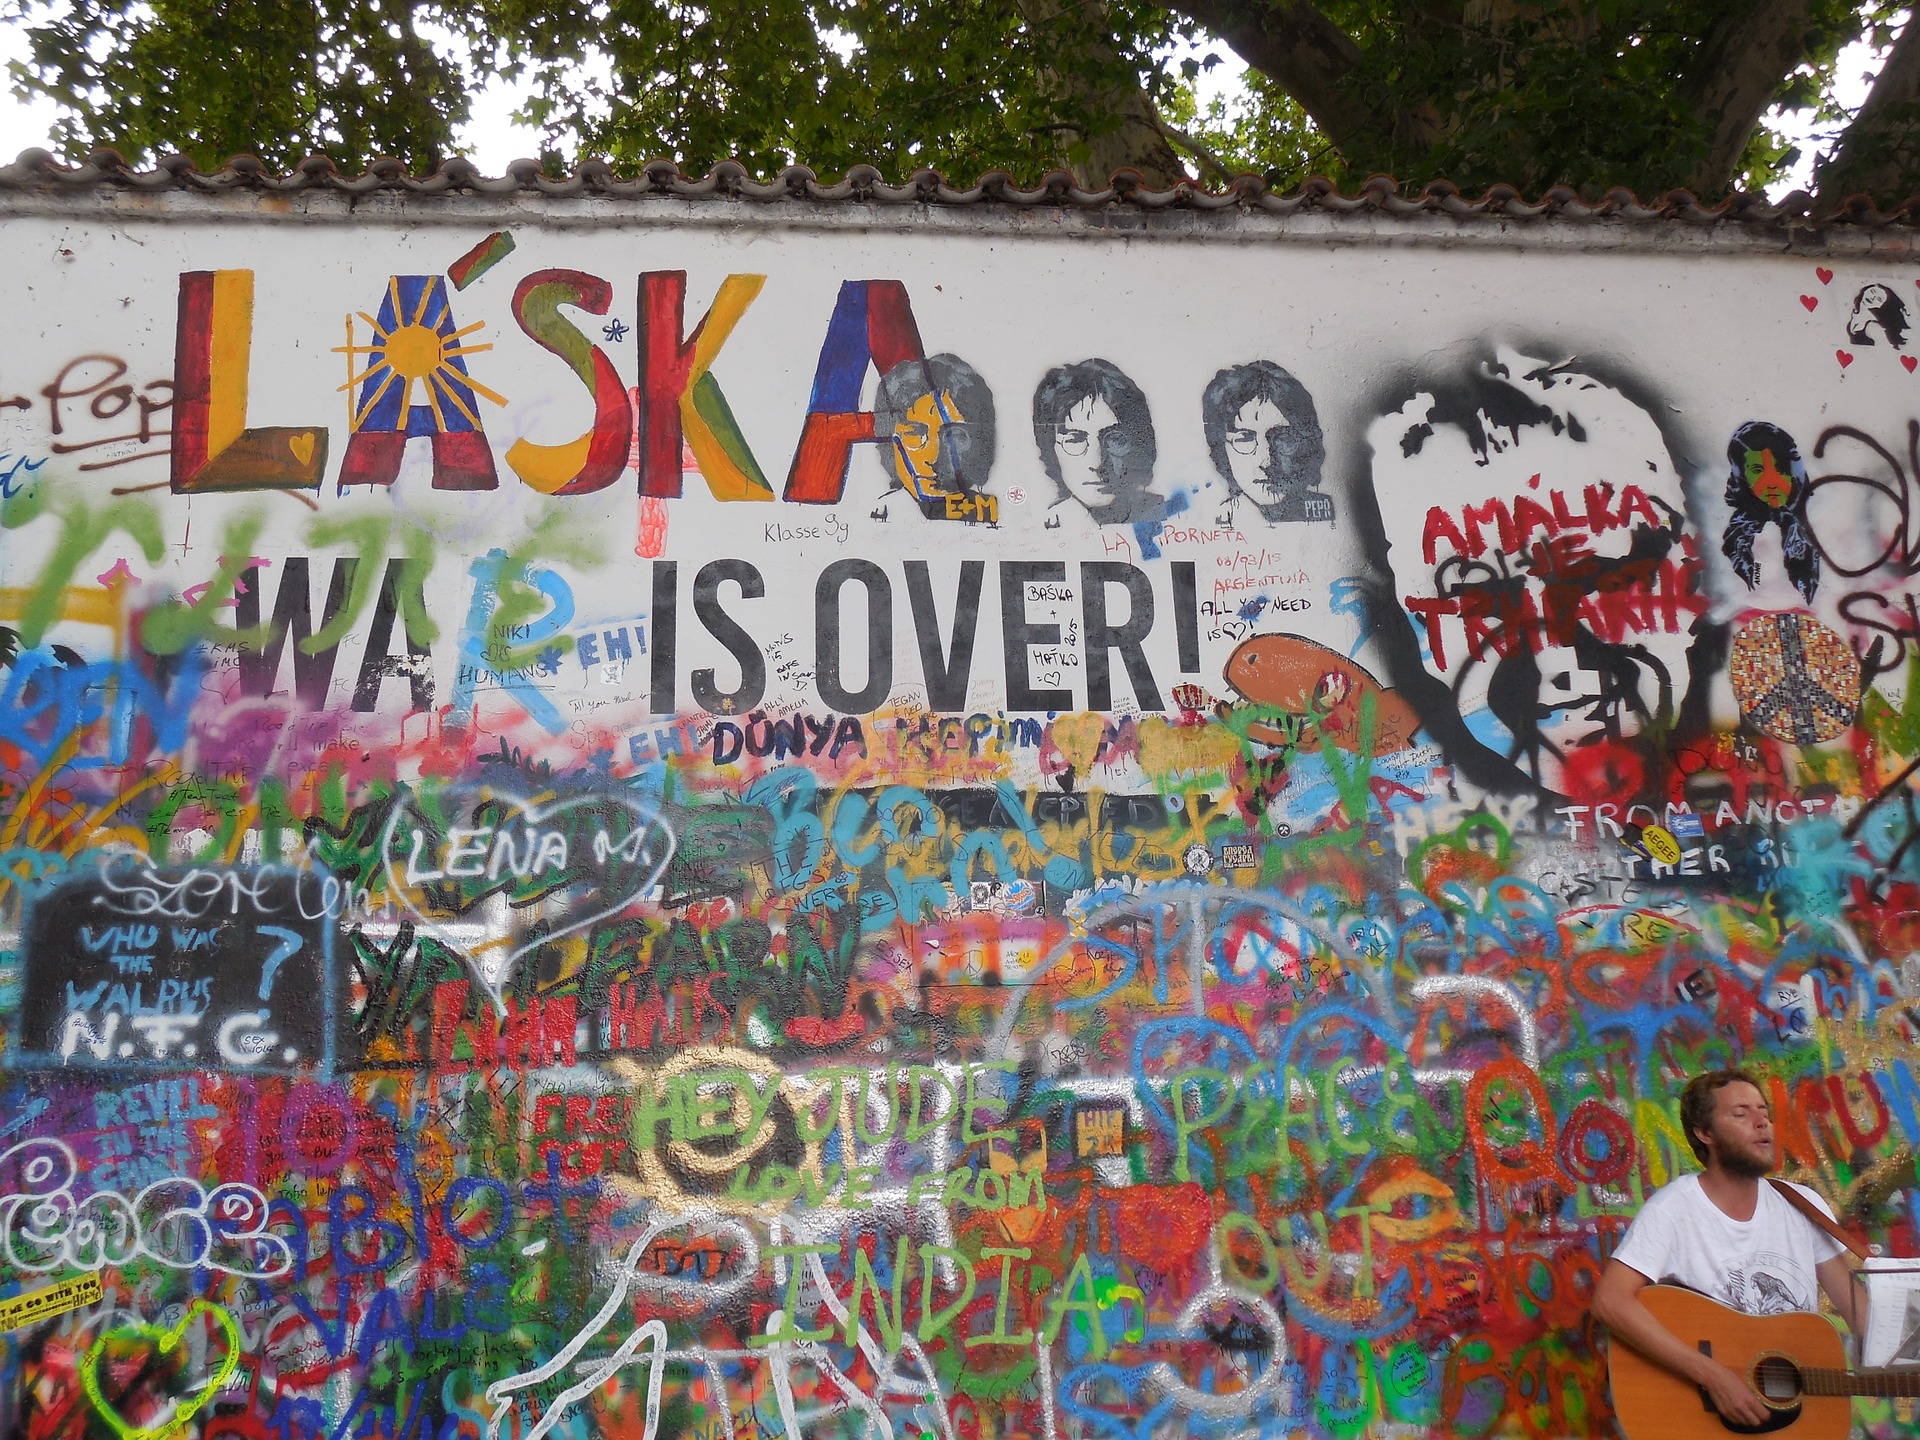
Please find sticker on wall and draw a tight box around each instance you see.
[1638,824,1682,866]
[0,1272,101,1331]
[1729,611,1862,744]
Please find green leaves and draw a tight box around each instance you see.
[485,0,1190,183]
[1170,0,1911,200]
[4,0,1916,202]
[1159,68,1328,188]
[7,0,470,172]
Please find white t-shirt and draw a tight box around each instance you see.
[1611,1175,1845,1315]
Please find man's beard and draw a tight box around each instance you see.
[1718,1140,1776,1178]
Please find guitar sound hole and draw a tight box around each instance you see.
[1753,1356,1802,1404]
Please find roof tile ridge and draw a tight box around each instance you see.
[0,150,1905,229]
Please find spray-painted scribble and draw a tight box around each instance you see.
[0,194,1916,1440]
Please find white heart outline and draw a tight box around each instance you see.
[379,784,675,1014]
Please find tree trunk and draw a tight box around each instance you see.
[1074,87,1190,187]
[1816,12,1920,208]
[1015,0,1192,187]
[1675,0,1818,199]
[1167,0,1431,173]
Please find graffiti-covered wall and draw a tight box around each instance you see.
[1,181,1918,1440]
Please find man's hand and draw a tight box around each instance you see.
[1692,1354,1769,1428]
[1592,1259,1778,1429]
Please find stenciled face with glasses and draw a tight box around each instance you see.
[1202,361,1333,526]
[1030,359,1162,526]
[874,353,999,521]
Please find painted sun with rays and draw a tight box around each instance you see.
[334,275,506,437]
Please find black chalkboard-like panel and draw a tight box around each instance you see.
[13,862,335,1075]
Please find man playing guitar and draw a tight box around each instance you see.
[1592,1068,1863,1428]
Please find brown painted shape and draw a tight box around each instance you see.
[1221,633,1421,754]
[185,426,328,492]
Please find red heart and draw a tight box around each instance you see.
[1904,355,1917,373]
[1838,349,1854,368]
[1801,295,1819,311]
[1817,267,1834,284]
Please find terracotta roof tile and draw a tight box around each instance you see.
[1,147,1912,227]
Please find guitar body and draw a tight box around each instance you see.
[1609,1287,1851,1440]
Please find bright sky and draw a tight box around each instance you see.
[0,17,1895,199]
[1768,22,1894,196]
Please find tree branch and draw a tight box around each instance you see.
[1157,116,1236,183]
[1163,0,1421,163]
[1674,0,1818,197]
[1013,0,1192,187]
[1817,11,1920,208]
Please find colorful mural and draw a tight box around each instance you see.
[0,190,1917,1440]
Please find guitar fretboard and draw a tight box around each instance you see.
[1800,1366,1920,1397]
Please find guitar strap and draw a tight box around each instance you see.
[1768,1177,1872,1261]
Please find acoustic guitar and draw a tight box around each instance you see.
[1609,1286,1920,1439]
